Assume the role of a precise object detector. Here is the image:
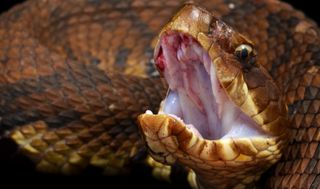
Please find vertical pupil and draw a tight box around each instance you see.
[241,48,248,59]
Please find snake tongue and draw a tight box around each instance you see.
[154,32,265,140]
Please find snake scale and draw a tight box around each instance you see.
[0,0,319,188]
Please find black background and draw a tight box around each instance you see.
[0,0,318,188]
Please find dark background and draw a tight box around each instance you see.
[0,0,318,188]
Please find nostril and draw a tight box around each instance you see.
[155,46,165,73]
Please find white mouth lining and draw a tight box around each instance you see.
[154,32,266,140]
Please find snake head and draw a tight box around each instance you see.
[138,4,288,189]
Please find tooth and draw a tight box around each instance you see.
[181,43,187,55]
[203,54,212,74]
[177,49,183,61]
[194,45,203,57]
[145,110,153,115]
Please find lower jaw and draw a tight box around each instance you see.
[138,112,284,189]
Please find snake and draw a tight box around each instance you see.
[0,0,319,188]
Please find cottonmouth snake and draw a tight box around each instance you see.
[0,0,319,188]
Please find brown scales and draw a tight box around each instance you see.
[0,0,319,188]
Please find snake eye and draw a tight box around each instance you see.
[235,44,256,71]
[235,44,253,61]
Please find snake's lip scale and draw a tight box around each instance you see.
[138,4,288,189]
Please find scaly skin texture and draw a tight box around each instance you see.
[138,5,288,189]
[0,0,319,188]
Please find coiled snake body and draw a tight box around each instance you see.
[0,0,319,188]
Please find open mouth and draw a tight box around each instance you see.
[152,31,266,140]
[138,5,287,188]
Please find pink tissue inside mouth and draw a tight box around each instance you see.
[155,32,266,140]
[156,47,165,73]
